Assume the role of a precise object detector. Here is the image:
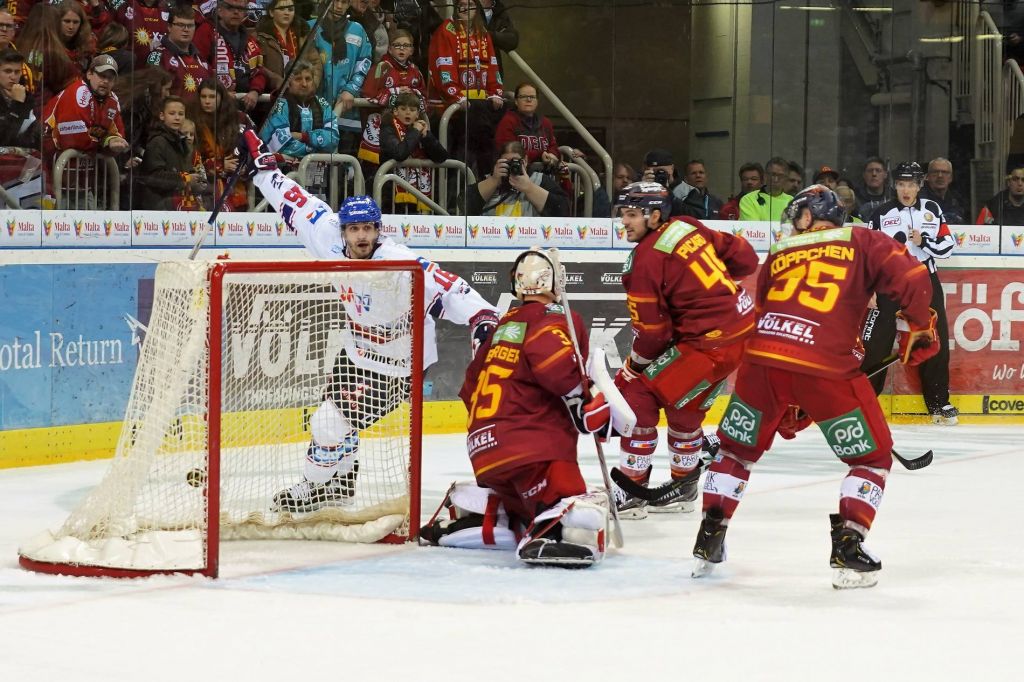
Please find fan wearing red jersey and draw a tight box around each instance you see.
[692,185,938,589]
[419,247,636,567]
[611,181,758,518]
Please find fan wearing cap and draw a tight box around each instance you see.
[640,148,706,219]
[43,54,129,155]
[860,161,959,425]
[692,185,937,588]
[813,165,840,190]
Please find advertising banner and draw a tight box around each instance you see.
[40,210,132,247]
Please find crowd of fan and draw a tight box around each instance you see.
[2,0,1023,223]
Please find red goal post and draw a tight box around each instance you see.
[19,259,424,578]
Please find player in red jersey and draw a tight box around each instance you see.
[611,181,758,517]
[692,185,938,589]
[418,247,635,567]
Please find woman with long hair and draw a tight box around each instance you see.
[256,0,319,94]
[54,1,93,77]
[113,66,172,209]
[16,3,75,102]
[188,78,249,212]
[95,20,134,76]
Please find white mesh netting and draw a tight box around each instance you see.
[19,261,418,574]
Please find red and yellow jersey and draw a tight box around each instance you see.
[746,225,933,378]
[428,19,502,104]
[459,301,586,480]
[623,216,758,362]
[43,78,125,153]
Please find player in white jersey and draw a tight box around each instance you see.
[241,130,500,512]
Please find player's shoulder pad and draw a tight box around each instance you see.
[652,219,699,254]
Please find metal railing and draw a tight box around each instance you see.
[53,150,120,210]
[373,158,476,216]
[951,1,980,123]
[999,59,1024,177]
[252,153,364,212]
[971,11,1006,209]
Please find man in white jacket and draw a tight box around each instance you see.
[242,130,500,511]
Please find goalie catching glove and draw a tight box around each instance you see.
[895,308,940,366]
[564,389,611,437]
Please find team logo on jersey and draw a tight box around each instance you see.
[134,28,151,47]
[924,212,934,222]
[883,217,900,228]
[75,85,92,107]
[718,396,761,447]
[819,409,877,458]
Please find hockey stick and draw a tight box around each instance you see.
[610,465,697,504]
[892,448,933,470]
[557,287,624,549]
[189,0,336,260]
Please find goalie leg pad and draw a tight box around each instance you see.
[419,483,518,551]
[305,399,358,484]
[517,494,608,567]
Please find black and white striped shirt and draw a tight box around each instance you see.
[869,198,955,273]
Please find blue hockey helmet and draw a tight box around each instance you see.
[338,195,382,227]
[783,184,847,231]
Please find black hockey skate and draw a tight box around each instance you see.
[272,461,359,513]
[692,508,728,577]
[417,513,484,546]
[612,481,648,520]
[518,537,597,569]
[648,467,701,514]
[829,514,881,589]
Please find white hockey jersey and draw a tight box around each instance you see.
[252,169,498,376]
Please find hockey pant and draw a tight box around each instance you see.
[708,364,894,532]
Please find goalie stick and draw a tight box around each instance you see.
[189,0,335,260]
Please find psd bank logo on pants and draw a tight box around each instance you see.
[718,396,761,447]
[819,408,878,458]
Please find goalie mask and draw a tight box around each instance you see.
[510,246,566,303]
[782,184,846,234]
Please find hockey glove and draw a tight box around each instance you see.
[613,357,647,391]
[241,128,278,174]
[896,308,940,366]
[469,309,499,357]
[777,405,813,440]
[564,390,611,438]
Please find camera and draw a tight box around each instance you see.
[653,168,670,187]
[507,158,524,177]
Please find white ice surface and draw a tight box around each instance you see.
[0,425,1020,681]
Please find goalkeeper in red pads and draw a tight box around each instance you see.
[419,247,636,567]
[611,181,759,517]
[240,130,500,513]
[692,185,938,589]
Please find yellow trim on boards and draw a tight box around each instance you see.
[1,395,1020,469]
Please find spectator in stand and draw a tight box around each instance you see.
[719,161,763,220]
[612,161,635,195]
[259,59,338,167]
[43,54,128,155]
[377,90,447,213]
[95,21,135,75]
[0,48,36,147]
[113,65,170,207]
[357,28,425,168]
[855,156,891,222]
[493,82,561,167]
[813,165,839,190]
[136,95,209,210]
[147,5,211,102]
[188,77,248,211]
[0,9,33,93]
[738,156,792,222]
[193,0,268,113]
[977,164,1024,226]
[920,157,968,225]
[467,140,568,217]
[683,158,723,219]
[178,116,208,209]
[429,0,503,175]
[309,0,371,154]
[350,0,388,61]
[17,4,75,103]
[392,0,443,77]
[640,148,702,218]
[835,184,862,223]
[785,160,803,195]
[478,0,517,80]
[255,0,319,95]
[55,0,93,77]
[106,0,172,66]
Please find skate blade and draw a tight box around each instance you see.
[617,506,649,520]
[931,415,959,426]
[520,556,595,569]
[831,568,879,589]
[648,500,696,514]
[692,557,717,578]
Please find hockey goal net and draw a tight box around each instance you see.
[19,260,424,578]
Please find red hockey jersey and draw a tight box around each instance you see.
[623,217,758,363]
[43,78,125,153]
[459,301,587,480]
[193,20,267,94]
[107,0,172,64]
[746,225,933,379]
[428,19,501,104]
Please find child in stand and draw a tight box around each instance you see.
[178,117,208,211]
[135,96,208,210]
[376,90,447,214]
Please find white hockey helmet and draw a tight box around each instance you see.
[510,246,566,303]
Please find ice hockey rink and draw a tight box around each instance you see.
[1,424,1019,681]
